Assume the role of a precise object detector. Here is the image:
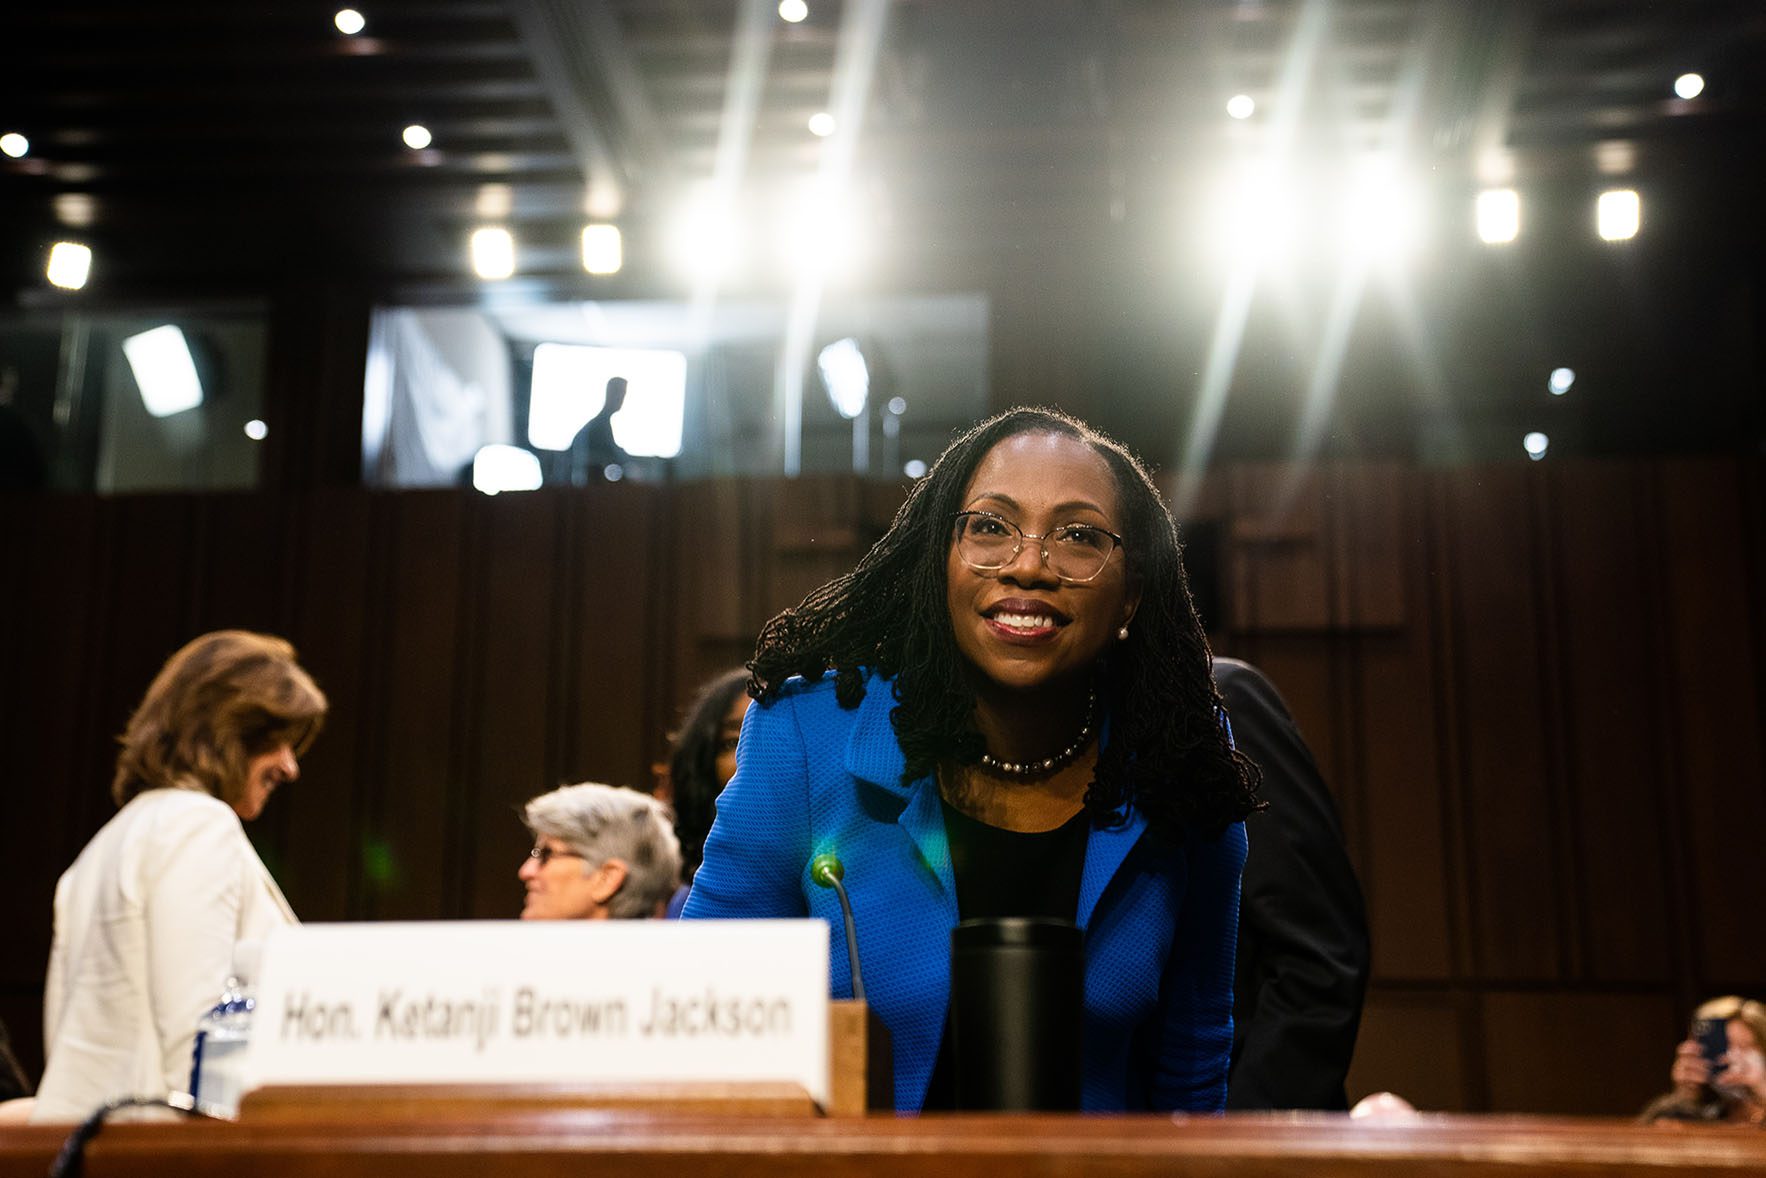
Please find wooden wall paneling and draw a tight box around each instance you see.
[1546,462,1674,984]
[0,496,100,1078]
[80,498,206,841]
[560,482,662,792]
[1439,467,1565,982]
[670,479,751,712]
[462,491,561,919]
[1654,458,1766,986]
[275,488,376,922]
[767,476,867,620]
[1353,478,1454,981]
[1231,636,1345,802]
[1345,988,1469,1111]
[370,491,469,921]
[1331,463,1406,628]
[192,493,293,634]
[1479,990,1680,1116]
[1228,463,1333,631]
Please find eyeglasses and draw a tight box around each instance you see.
[528,845,587,866]
[951,511,1125,584]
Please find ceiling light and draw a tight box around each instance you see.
[46,241,92,290]
[401,124,432,150]
[778,0,808,22]
[244,419,269,441]
[1673,72,1705,100]
[818,338,870,419]
[334,8,366,34]
[1341,160,1423,264]
[581,223,622,275]
[123,326,204,417]
[1548,367,1575,396]
[808,112,836,137]
[0,133,28,159]
[1523,432,1549,461]
[1597,189,1640,241]
[470,226,516,279]
[672,190,742,285]
[1475,188,1519,244]
[471,444,543,495]
[1225,94,1255,120]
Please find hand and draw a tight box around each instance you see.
[1715,1047,1766,1108]
[1669,1040,1710,1096]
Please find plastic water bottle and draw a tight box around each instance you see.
[188,941,262,1119]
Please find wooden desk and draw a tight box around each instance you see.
[5,1111,1766,1178]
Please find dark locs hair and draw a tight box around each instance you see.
[667,667,752,878]
[749,406,1260,838]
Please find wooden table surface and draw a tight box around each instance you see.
[5,1108,1766,1178]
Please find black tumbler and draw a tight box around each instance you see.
[948,916,1083,1111]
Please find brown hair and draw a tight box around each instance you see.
[112,630,328,808]
[1695,995,1766,1052]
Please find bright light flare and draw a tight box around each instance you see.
[122,325,204,418]
[671,191,743,285]
[46,241,92,290]
[401,124,432,150]
[1476,188,1519,244]
[1597,189,1640,241]
[1548,367,1575,396]
[1673,72,1705,100]
[904,459,927,479]
[334,8,365,34]
[1340,161,1423,263]
[778,0,807,22]
[1225,94,1255,120]
[1523,431,1549,461]
[817,338,869,419]
[808,112,836,137]
[778,182,863,279]
[472,444,543,495]
[244,419,269,441]
[581,223,622,274]
[527,343,686,457]
[0,133,28,159]
[1212,166,1297,266]
[470,226,515,279]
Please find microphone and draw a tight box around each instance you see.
[810,852,866,1002]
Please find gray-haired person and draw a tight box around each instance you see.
[517,783,682,920]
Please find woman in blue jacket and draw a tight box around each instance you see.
[683,407,1259,1112]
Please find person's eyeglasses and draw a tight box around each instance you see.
[528,845,587,866]
[951,511,1124,584]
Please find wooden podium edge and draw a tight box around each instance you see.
[239,1000,893,1121]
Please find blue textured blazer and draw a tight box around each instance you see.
[681,672,1248,1113]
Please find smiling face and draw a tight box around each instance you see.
[232,742,297,821]
[944,431,1141,697]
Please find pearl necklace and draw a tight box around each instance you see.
[978,690,1097,778]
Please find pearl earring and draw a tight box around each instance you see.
[1117,624,1130,641]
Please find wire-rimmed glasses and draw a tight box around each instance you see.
[951,510,1124,584]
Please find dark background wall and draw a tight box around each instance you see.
[2,452,1760,1116]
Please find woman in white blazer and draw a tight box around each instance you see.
[32,631,326,1122]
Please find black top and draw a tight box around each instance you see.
[920,796,1089,1109]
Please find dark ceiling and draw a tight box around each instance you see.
[4,0,1763,284]
[2,0,1764,462]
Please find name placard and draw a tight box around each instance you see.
[247,920,829,1106]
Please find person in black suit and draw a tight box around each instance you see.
[1215,657,1370,1110]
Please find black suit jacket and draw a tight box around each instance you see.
[1216,657,1370,1110]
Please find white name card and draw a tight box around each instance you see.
[247,920,829,1106]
